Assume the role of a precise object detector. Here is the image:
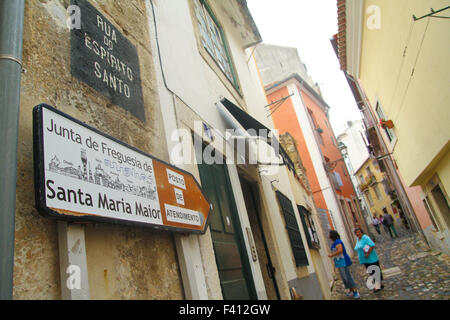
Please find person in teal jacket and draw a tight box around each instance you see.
[354,228,384,292]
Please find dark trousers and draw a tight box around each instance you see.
[383,224,393,238]
[374,224,381,234]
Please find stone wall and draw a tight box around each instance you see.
[279,132,311,192]
[13,0,183,299]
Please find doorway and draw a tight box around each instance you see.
[239,176,280,300]
[431,184,450,229]
[197,161,257,300]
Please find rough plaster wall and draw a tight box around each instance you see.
[14,0,183,299]
[254,44,318,92]
[85,224,182,300]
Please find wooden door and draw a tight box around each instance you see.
[198,162,256,300]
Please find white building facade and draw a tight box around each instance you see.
[147,0,332,300]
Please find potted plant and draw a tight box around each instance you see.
[379,119,394,129]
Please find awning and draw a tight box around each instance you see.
[216,98,296,172]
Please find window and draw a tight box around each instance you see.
[376,101,396,143]
[365,190,374,207]
[342,165,347,176]
[276,191,309,267]
[307,109,324,144]
[298,205,320,248]
[193,0,238,89]
[424,175,450,230]
[373,160,380,170]
[331,171,343,191]
[373,184,382,200]
[359,174,365,184]
[431,184,450,229]
[423,196,441,232]
[308,108,318,128]
[382,178,392,196]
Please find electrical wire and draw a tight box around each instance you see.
[389,19,415,109]
[393,17,431,122]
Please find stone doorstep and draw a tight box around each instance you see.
[408,252,430,261]
[382,267,402,279]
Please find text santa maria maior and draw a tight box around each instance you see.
[33,104,211,234]
[70,0,145,121]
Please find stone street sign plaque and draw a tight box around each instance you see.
[33,104,212,234]
[70,0,145,120]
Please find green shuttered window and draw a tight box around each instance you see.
[276,191,309,267]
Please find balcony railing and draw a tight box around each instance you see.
[359,174,376,191]
[366,127,383,157]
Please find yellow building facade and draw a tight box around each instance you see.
[358,0,449,190]
[339,0,449,252]
[356,158,405,228]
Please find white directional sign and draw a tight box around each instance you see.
[33,104,211,234]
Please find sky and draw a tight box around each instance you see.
[247,0,362,136]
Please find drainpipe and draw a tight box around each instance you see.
[0,0,25,300]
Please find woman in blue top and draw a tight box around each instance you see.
[354,228,384,292]
[328,230,360,299]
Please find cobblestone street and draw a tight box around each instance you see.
[330,228,450,300]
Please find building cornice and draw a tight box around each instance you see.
[264,73,331,114]
[336,0,363,78]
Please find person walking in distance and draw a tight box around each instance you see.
[372,215,381,235]
[328,230,360,299]
[379,214,387,237]
[380,213,391,237]
[382,209,398,238]
[354,228,384,292]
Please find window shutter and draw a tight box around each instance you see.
[276,191,309,267]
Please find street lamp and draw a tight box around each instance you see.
[338,142,348,158]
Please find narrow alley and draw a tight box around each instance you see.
[1,0,448,304]
[331,229,450,300]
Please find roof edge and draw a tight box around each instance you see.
[264,73,331,111]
